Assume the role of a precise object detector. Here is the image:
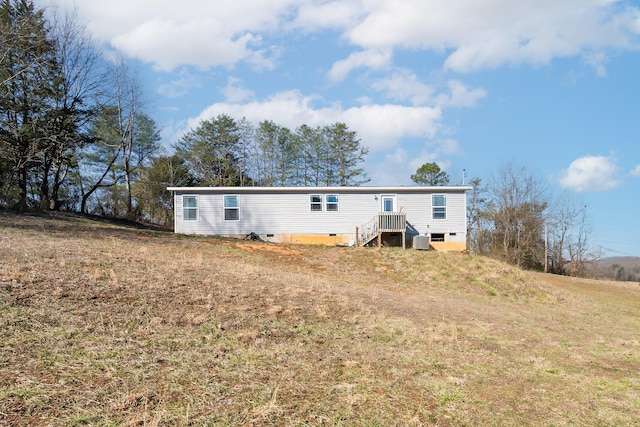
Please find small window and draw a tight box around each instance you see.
[224,195,239,221]
[310,194,322,212]
[431,233,445,242]
[326,194,339,212]
[183,195,198,221]
[432,194,446,219]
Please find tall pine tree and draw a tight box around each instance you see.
[0,0,55,210]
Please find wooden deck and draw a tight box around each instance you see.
[356,212,407,248]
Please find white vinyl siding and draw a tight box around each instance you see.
[171,187,469,245]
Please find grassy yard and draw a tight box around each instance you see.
[1,212,639,426]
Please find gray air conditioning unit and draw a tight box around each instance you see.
[413,235,430,250]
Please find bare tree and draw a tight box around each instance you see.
[466,177,491,254]
[547,193,598,276]
[0,1,104,211]
[485,163,549,269]
[77,56,158,218]
[566,204,596,276]
[37,6,103,210]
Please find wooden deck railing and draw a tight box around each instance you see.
[356,212,406,247]
[378,212,406,232]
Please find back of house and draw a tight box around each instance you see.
[167,186,471,251]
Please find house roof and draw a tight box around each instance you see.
[167,186,473,193]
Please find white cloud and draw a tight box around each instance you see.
[48,0,640,74]
[292,1,364,31]
[371,69,435,106]
[559,155,621,192]
[221,77,255,103]
[583,52,609,77]
[631,165,640,177]
[371,72,486,108]
[112,21,269,71]
[436,80,487,108]
[434,138,461,156]
[368,148,414,186]
[343,103,442,150]
[178,90,442,152]
[345,0,639,73]
[156,68,202,98]
[50,0,296,71]
[327,49,392,83]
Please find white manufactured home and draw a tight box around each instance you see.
[168,186,472,251]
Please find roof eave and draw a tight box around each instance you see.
[166,185,473,192]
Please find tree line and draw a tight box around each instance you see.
[0,0,369,225]
[465,163,599,277]
[598,262,640,282]
[0,0,159,218]
[174,116,369,188]
[408,160,600,278]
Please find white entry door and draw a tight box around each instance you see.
[381,195,397,212]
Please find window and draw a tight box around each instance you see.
[430,233,445,242]
[432,194,446,219]
[183,195,198,221]
[326,194,339,212]
[224,195,239,221]
[310,194,322,211]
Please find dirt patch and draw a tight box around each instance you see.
[234,241,303,256]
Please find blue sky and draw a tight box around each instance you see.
[47,0,640,257]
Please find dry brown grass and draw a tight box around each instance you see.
[1,212,640,426]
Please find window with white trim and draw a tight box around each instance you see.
[326,194,339,212]
[310,194,322,211]
[183,195,198,221]
[432,194,446,219]
[224,195,239,221]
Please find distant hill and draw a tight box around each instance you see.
[595,256,640,282]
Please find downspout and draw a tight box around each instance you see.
[172,189,177,233]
